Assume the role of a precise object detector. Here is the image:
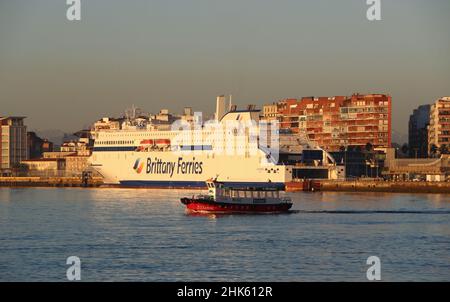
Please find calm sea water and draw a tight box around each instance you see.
[0,188,449,281]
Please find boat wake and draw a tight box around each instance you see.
[294,210,450,215]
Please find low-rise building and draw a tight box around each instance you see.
[42,140,53,153]
[65,155,90,174]
[25,138,92,176]
[21,158,66,176]
[93,117,123,131]
[27,132,53,159]
[383,148,450,181]
[329,149,385,178]
[60,140,90,155]
[262,103,279,120]
[43,151,76,159]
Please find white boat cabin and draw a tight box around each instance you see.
[205,179,291,205]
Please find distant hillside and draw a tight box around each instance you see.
[35,129,78,146]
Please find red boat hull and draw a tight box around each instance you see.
[180,198,292,214]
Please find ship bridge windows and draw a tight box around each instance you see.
[97,140,134,145]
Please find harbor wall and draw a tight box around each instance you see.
[286,180,450,194]
[0,176,103,187]
[2,177,449,193]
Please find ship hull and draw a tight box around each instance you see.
[119,180,285,189]
[91,150,291,188]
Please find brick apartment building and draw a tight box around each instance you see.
[263,94,391,152]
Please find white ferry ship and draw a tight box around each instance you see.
[89,97,333,188]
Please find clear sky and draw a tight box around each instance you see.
[0,0,449,136]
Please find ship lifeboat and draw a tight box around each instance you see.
[140,139,154,145]
[155,139,171,147]
[180,179,292,214]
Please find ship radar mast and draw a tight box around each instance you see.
[124,105,144,126]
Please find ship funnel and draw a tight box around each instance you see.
[215,95,226,121]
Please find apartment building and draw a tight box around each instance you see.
[265,94,391,151]
[428,97,450,155]
[408,104,431,158]
[0,116,28,171]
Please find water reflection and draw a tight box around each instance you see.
[184,210,299,219]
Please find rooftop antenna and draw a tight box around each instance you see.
[125,104,142,122]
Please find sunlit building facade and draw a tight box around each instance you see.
[428,97,450,155]
[0,116,28,171]
[265,94,391,152]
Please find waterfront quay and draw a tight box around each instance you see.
[1,176,449,194]
[286,179,450,194]
[0,176,103,188]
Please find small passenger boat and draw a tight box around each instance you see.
[180,179,292,214]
